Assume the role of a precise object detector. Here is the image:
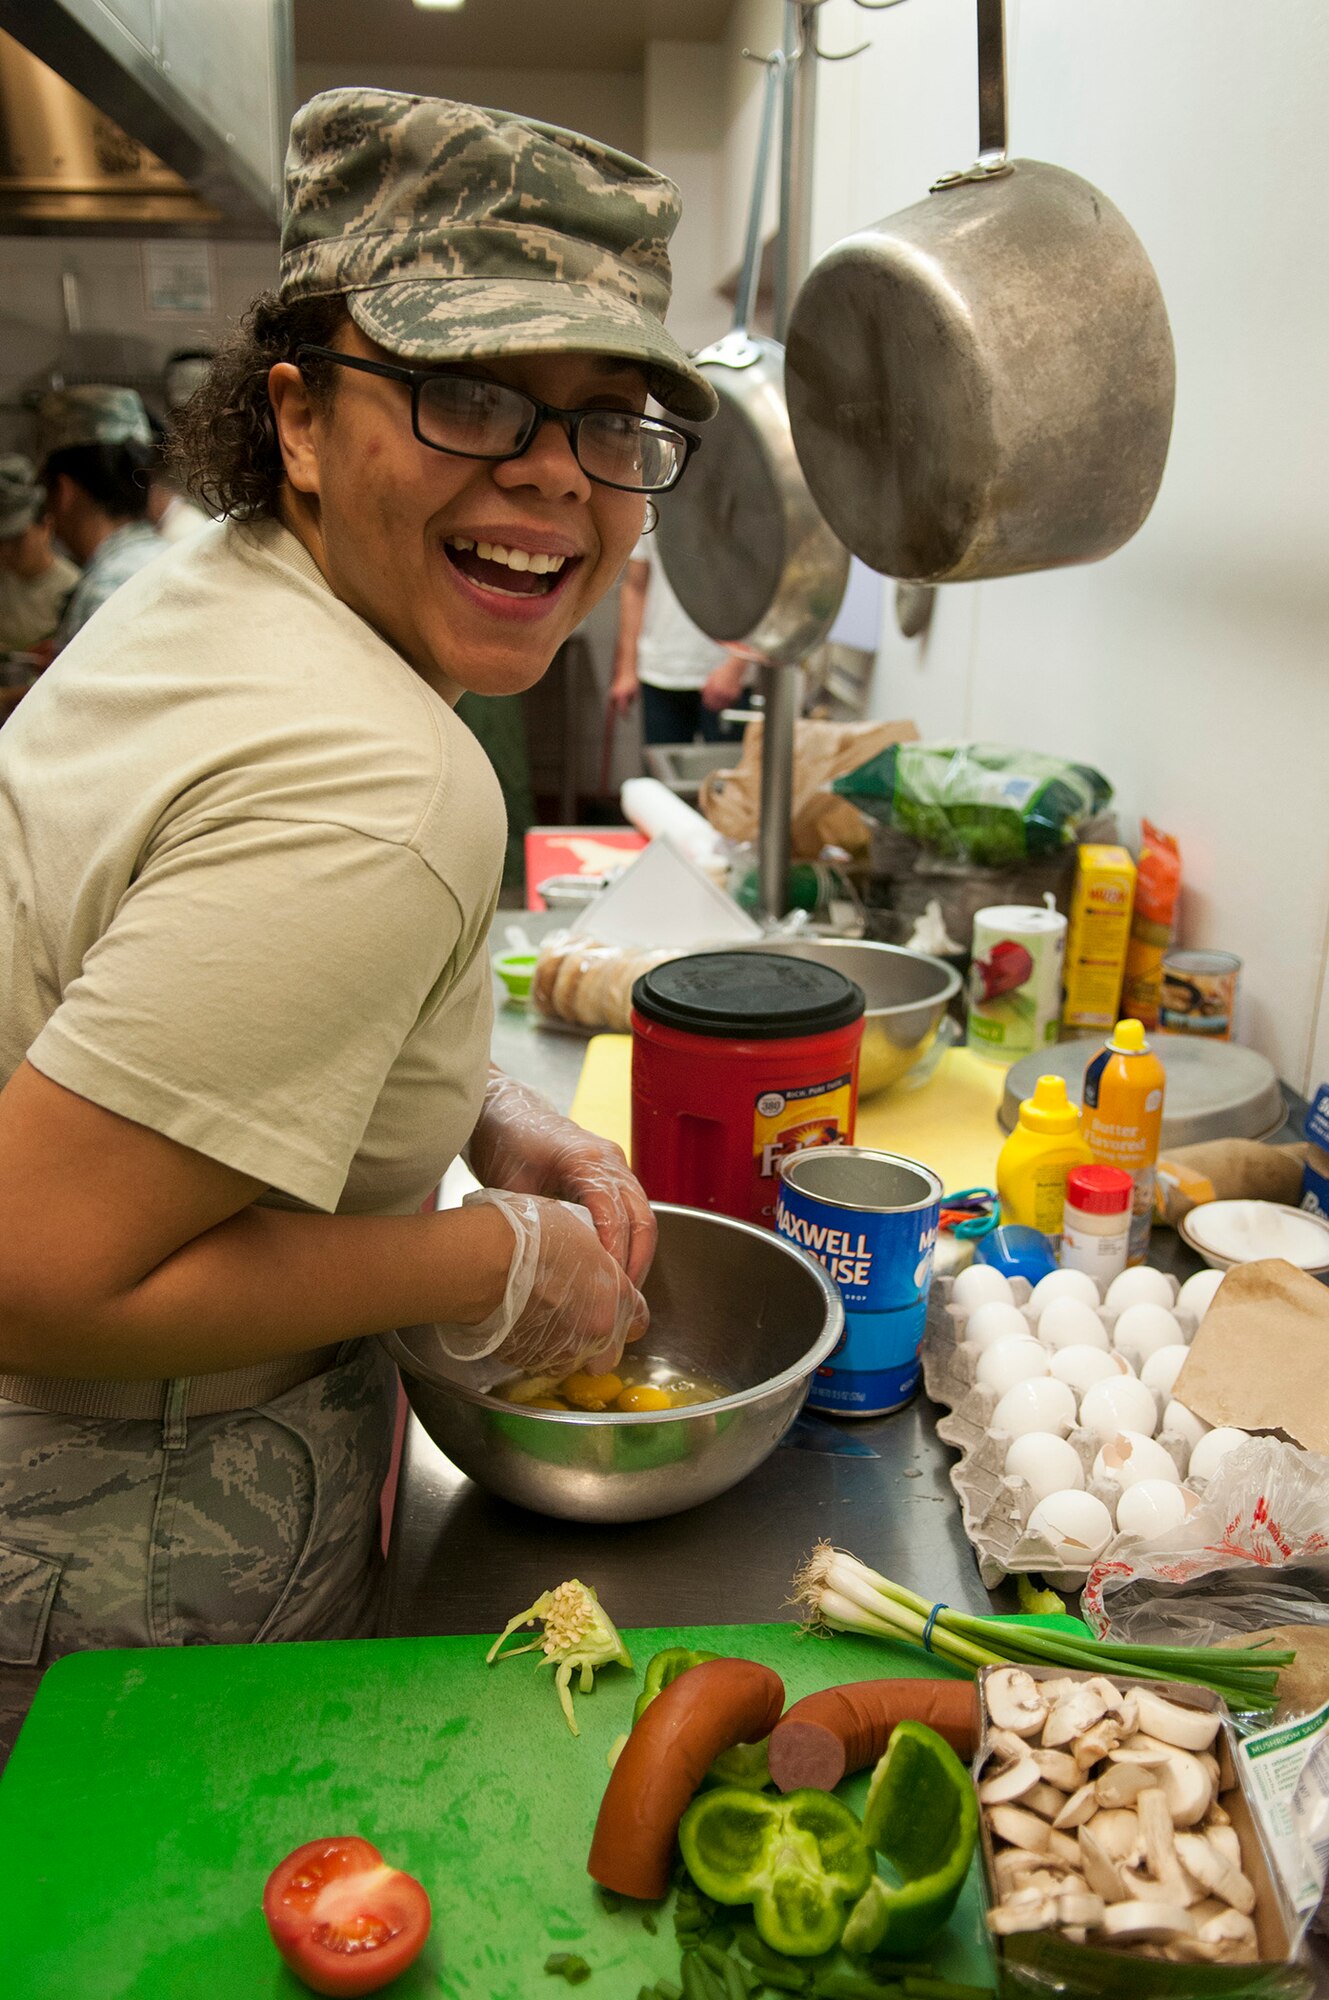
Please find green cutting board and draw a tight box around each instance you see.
[0,1619,1075,1999]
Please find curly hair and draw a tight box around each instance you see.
[167,290,348,520]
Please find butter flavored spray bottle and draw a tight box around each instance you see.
[1081,1019,1167,1265]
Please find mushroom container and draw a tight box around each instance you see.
[975,1664,1306,1992]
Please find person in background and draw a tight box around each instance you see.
[0,455,77,654]
[38,387,164,651]
[609,529,749,744]
[145,437,211,546]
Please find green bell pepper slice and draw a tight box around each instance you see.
[633,1650,771,1790]
[842,1720,979,1959]
[679,1786,873,1958]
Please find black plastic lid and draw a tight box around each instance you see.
[632,951,865,1040]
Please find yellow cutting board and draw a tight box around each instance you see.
[572,1036,1008,1195]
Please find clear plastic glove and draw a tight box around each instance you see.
[467,1067,657,1287]
[436,1188,649,1377]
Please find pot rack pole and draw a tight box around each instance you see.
[754,1,819,921]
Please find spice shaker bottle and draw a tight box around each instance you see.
[1060,1164,1133,1285]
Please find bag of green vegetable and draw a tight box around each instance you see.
[833,744,1112,868]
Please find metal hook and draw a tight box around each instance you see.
[851,0,911,10]
[769,2,869,65]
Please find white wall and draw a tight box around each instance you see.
[794,0,1329,1092]
[294,64,644,158]
[642,42,728,356]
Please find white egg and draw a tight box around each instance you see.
[1037,1298,1110,1352]
[1004,1432,1085,1501]
[1178,1268,1226,1321]
[975,1337,1051,1395]
[1112,1303,1186,1369]
[1104,1266,1175,1313]
[951,1263,1015,1311]
[1139,1343,1190,1403]
[1092,1430,1181,1490]
[1115,1479,1193,1538]
[963,1301,1036,1352]
[1027,1489,1114,1563]
[1079,1374,1158,1443]
[992,1377,1079,1439]
[1049,1343,1129,1397]
[1188,1426,1251,1483]
[1162,1399,1211,1453]
[1028,1269,1102,1321]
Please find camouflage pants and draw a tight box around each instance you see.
[0,1338,396,1753]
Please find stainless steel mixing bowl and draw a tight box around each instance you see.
[383,1205,843,1523]
[735,938,960,1097]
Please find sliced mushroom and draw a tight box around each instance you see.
[987,1667,1049,1738]
[1099,1901,1195,1944]
[1203,1799,1231,1826]
[1088,1809,1146,1864]
[1046,1828,1084,1870]
[1025,1780,1071,1820]
[988,1726,1036,1766]
[1194,1909,1258,1963]
[1053,1783,1099,1831]
[988,1895,1056,1935]
[1095,1763,1158,1809]
[1133,1687,1222,1753]
[1057,1890,1105,1929]
[1137,1785,1196,1907]
[979,1755,1043,1806]
[993,1849,1064,1895]
[1073,1716,1126,1769]
[1175,1832,1255,1915]
[1107,1732,1173,1766]
[1158,1748,1213,1827]
[1198,1751,1221,1790]
[1043,1681,1112,1748]
[1078,1826,1130,1904]
[1204,1823,1243,1870]
[1031,1747,1081,1791]
[989,1804,1052,1852]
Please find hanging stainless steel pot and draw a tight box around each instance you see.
[783,0,1176,584]
[657,54,849,665]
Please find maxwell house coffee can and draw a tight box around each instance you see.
[776,1148,943,1416]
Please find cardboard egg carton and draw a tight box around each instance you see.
[921,1277,1210,1591]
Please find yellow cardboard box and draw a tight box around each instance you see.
[1063,844,1136,1030]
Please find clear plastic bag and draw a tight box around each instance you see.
[833,740,1112,866]
[1083,1436,1329,1649]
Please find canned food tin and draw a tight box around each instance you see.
[1160,949,1241,1039]
[776,1148,943,1416]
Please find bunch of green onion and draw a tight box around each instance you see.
[792,1545,1291,1714]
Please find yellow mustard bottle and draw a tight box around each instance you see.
[996,1075,1095,1235]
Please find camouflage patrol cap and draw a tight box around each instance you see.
[36,385,154,458]
[0,454,43,538]
[280,89,718,423]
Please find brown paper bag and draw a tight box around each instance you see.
[699,717,919,861]
[1175,1258,1329,1453]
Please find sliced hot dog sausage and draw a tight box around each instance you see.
[588,1657,784,1900]
[767,1678,978,1795]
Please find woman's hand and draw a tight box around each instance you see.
[468,1068,657,1286]
[440,1190,648,1377]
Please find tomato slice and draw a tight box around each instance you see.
[263,1836,431,1997]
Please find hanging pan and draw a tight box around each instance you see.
[783,0,1176,584]
[656,54,849,665]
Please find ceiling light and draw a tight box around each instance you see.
[413,0,466,9]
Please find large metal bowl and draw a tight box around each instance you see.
[383,1205,842,1523]
[736,938,960,1097]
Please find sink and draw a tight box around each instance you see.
[643,741,738,802]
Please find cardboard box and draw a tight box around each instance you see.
[1063,844,1137,1030]
[975,1665,1306,1994]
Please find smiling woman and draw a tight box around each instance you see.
[0,87,713,1719]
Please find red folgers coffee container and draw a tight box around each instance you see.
[630,951,865,1226]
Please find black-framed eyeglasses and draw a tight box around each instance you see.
[295,346,700,495]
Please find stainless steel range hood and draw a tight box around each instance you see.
[0,0,292,237]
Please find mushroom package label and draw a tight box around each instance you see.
[1239,1702,1329,1932]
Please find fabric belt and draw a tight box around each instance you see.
[0,1346,343,1420]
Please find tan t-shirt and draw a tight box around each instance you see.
[0,551,79,652]
[0,518,505,1216]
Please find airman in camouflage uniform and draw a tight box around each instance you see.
[0,90,707,1751]
[37,386,164,651]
